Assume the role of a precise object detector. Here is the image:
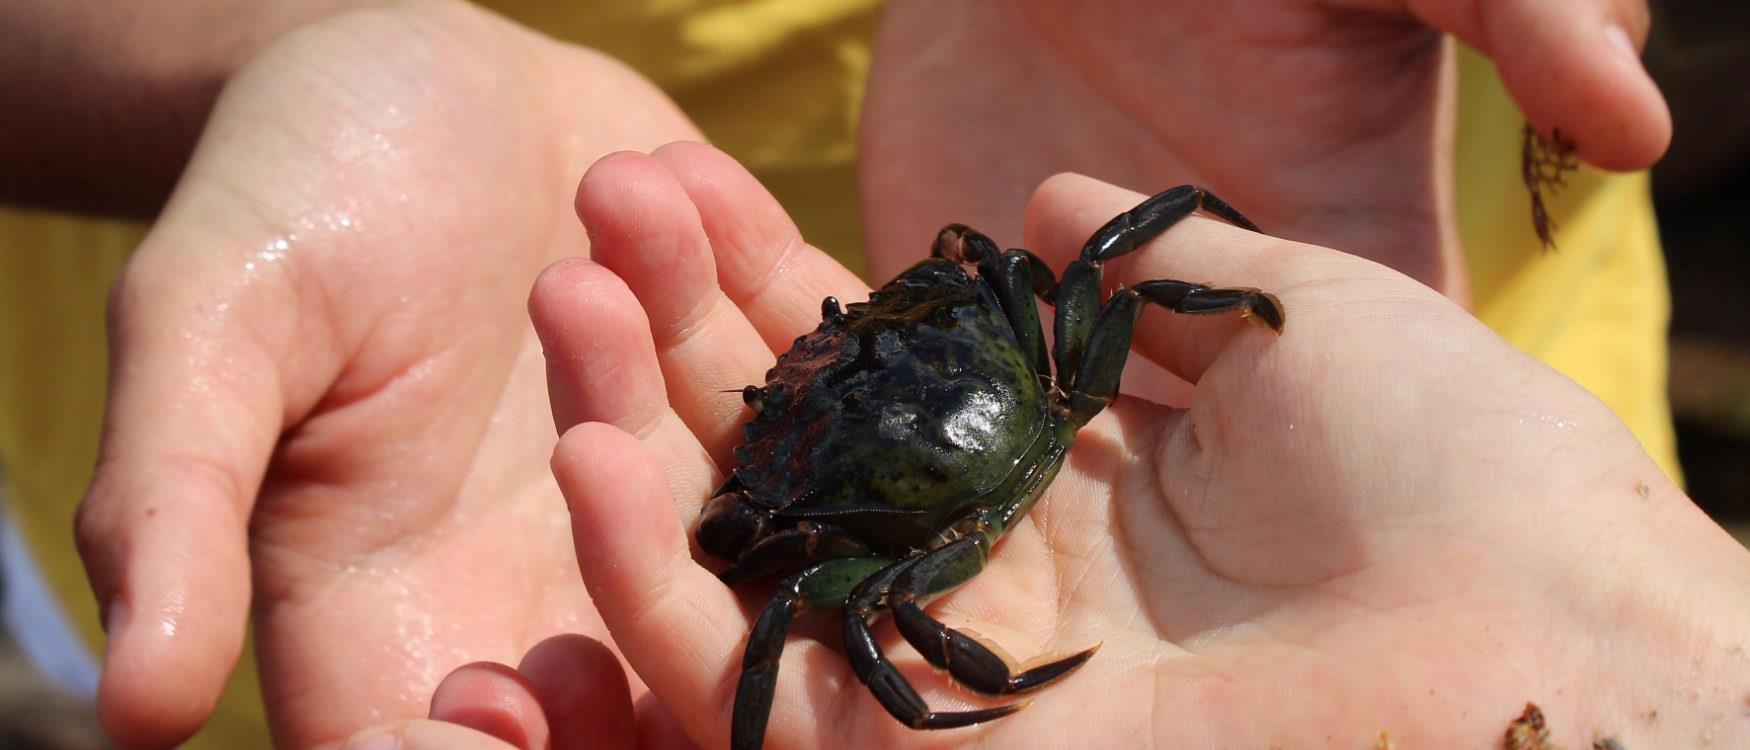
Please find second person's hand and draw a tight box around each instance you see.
[73,1,701,746]
[861,0,1670,299]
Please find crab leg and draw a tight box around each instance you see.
[697,477,770,562]
[1047,185,1282,422]
[716,521,873,585]
[840,433,1082,724]
[842,555,1030,730]
[1082,184,1258,261]
[732,556,893,750]
[934,224,1058,379]
[1135,280,1284,331]
[1062,281,1283,424]
[889,538,1099,696]
[1053,184,1262,385]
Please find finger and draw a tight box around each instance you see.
[427,662,549,750]
[1023,173,1383,383]
[1404,0,1667,169]
[340,720,525,750]
[573,151,775,463]
[648,142,870,351]
[72,246,297,747]
[636,693,699,750]
[516,634,637,750]
[553,422,747,750]
[530,258,719,511]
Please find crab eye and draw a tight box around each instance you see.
[742,385,765,411]
[821,296,846,324]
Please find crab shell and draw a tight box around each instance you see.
[727,259,1059,557]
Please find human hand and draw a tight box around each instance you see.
[337,634,694,750]
[71,1,701,746]
[861,0,1671,298]
[0,0,387,215]
[536,149,1750,748]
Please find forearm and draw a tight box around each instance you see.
[0,0,386,217]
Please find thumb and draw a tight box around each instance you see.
[72,219,320,747]
[1406,0,1668,170]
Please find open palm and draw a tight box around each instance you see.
[538,146,1739,749]
[73,3,701,746]
[861,0,1671,299]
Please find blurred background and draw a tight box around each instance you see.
[1647,1,1750,534]
[1,2,1745,746]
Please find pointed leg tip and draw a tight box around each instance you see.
[1001,642,1101,694]
[1247,294,1285,333]
[914,700,1031,730]
[1066,642,1102,667]
[1064,642,1101,672]
[1052,642,1101,670]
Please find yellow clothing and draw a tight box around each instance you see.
[1453,50,1676,469]
[0,4,1675,746]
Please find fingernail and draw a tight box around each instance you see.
[342,726,402,750]
[1605,24,1642,65]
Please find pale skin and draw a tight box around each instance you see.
[7,0,1697,747]
[70,3,703,746]
[483,150,1748,750]
[861,0,1670,298]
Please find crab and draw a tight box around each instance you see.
[696,186,1285,750]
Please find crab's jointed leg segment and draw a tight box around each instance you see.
[1063,280,1284,425]
[1047,185,1282,423]
[842,550,1031,730]
[1135,280,1284,332]
[935,225,1059,380]
[1051,259,1101,389]
[1061,287,1141,422]
[716,521,874,585]
[733,556,894,750]
[840,441,1086,723]
[697,485,770,563]
[932,224,1057,294]
[890,538,1100,696]
[1082,184,1258,262]
[1056,184,1261,386]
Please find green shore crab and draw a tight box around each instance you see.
[697,186,1284,750]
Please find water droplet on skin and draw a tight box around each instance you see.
[262,237,290,263]
[1536,414,1577,429]
[157,589,187,637]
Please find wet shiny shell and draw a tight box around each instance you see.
[731,260,1048,555]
